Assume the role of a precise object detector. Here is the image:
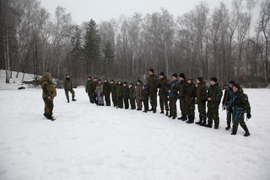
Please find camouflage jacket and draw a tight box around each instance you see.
[185,82,196,104]
[207,83,222,105]
[157,76,170,96]
[103,82,111,95]
[111,82,116,96]
[63,78,73,90]
[134,84,143,99]
[196,81,206,103]
[232,88,251,114]
[129,87,135,99]
[142,88,149,101]
[85,80,93,93]
[147,74,159,95]
[178,79,187,98]
[122,86,129,98]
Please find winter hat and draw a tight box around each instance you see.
[111,79,114,82]
[159,72,165,76]
[88,76,91,79]
[143,84,147,89]
[172,73,178,78]
[233,83,241,89]
[130,83,134,86]
[197,76,203,82]
[117,79,121,82]
[229,80,235,85]
[66,74,69,76]
[149,69,154,73]
[98,79,102,82]
[179,73,186,79]
[44,72,51,80]
[123,82,127,85]
[137,79,143,84]
[210,77,217,83]
[188,77,193,81]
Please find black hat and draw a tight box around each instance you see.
[130,83,134,86]
[229,80,235,85]
[159,72,165,76]
[233,83,241,89]
[179,73,186,79]
[172,73,178,78]
[66,74,69,76]
[98,79,101,82]
[137,79,143,84]
[210,77,217,83]
[94,77,98,79]
[197,77,203,82]
[123,82,127,85]
[149,69,154,73]
[111,79,114,82]
[88,76,91,79]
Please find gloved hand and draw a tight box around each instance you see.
[247,113,252,119]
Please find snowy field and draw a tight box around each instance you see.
[0,71,270,180]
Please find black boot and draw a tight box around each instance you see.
[72,98,76,101]
[200,118,206,126]
[153,107,156,113]
[165,112,168,116]
[225,122,231,130]
[149,107,154,111]
[214,123,219,129]
[178,114,187,120]
[168,114,173,118]
[172,116,176,120]
[195,118,202,125]
[205,119,212,128]
[160,111,164,114]
[186,117,194,124]
[241,125,250,137]
[67,99,69,103]
[46,115,55,121]
[231,127,237,135]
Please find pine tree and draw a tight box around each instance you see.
[103,40,115,77]
[84,19,101,76]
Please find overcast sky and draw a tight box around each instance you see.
[40,0,262,26]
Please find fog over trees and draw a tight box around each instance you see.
[1,0,269,87]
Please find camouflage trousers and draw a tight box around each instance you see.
[186,102,195,118]
[207,102,219,126]
[136,98,142,109]
[197,102,206,119]
[232,112,247,130]
[43,99,53,116]
[149,93,157,107]
[112,94,117,106]
[226,108,233,124]
[65,89,75,100]
[159,95,168,112]
[179,97,186,115]
[169,97,177,117]
[116,96,123,108]
[129,98,136,109]
[87,92,94,103]
[143,99,149,111]
[105,94,111,106]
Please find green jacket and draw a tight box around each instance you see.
[122,86,129,98]
[129,87,135,99]
[147,74,159,95]
[207,83,222,105]
[103,82,111,96]
[115,83,123,97]
[185,82,196,105]
[63,78,73,90]
[196,81,206,103]
[85,80,93,93]
[110,82,116,96]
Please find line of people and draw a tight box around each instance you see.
[40,69,252,137]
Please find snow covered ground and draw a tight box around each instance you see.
[0,71,270,180]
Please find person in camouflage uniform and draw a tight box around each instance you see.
[115,80,123,108]
[222,80,235,130]
[122,82,129,109]
[185,78,196,124]
[178,73,188,120]
[147,69,159,113]
[129,83,136,110]
[85,76,94,103]
[134,80,143,110]
[206,77,223,129]
[142,84,149,112]
[231,83,251,136]
[110,80,117,107]
[63,74,76,103]
[40,72,57,121]
[93,78,98,104]
[195,77,206,126]
[168,73,179,119]
[157,72,170,116]
[103,79,111,106]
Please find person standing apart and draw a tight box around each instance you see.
[63,74,76,103]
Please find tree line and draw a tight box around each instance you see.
[0,0,269,87]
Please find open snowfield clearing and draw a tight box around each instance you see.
[0,73,270,180]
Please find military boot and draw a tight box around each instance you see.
[165,112,169,116]
[160,111,164,114]
[149,107,154,111]
[200,118,206,126]
[67,99,70,103]
[153,107,156,113]
[205,119,212,128]
[225,122,231,130]
[186,116,194,124]
[195,118,202,125]
[178,114,187,120]
[72,98,76,101]
[241,125,250,137]
[214,123,219,129]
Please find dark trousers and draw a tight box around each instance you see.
[143,99,149,111]
[43,99,54,116]
[94,93,97,104]
[130,98,136,109]
[159,95,169,112]
[105,94,111,106]
[65,89,75,100]
[124,98,129,109]
[88,92,94,103]
[169,97,177,117]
